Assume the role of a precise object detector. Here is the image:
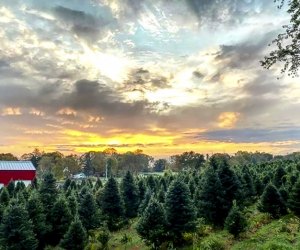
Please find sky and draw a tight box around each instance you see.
[0,0,300,157]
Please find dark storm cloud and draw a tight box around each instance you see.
[197,127,300,143]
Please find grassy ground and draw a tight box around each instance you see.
[104,208,300,250]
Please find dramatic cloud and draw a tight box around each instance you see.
[0,0,299,156]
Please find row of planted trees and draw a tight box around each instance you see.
[1,153,300,249]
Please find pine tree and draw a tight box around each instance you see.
[99,177,124,231]
[67,193,79,217]
[0,203,38,250]
[26,192,49,248]
[273,166,286,188]
[49,196,72,245]
[196,167,227,226]
[60,217,87,250]
[136,198,167,249]
[138,189,152,215]
[94,178,103,190]
[258,184,287,218]
[138,178,146,202]
[79,191,100,230]
[0,187,10,206]
[6,181,15,197]
[288,178,300,216]
[39,172,58,212]
[63,178,72,191]
[224,202,247,238]
[121,171,139,218]
[165,179,196,245]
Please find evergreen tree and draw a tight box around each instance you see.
[136,198,167,249]
[138,178,146,202]
[258,184,287,218]
[94,178,103,190]
[27,192,49,249]
[288,178,300,216]
[121,171,139,218]
[6,181,15,197]
[49,196,72,245]
[138,189,152,215]
[79,191,100,230]
[39,172,58,212]
[196,167,227,226]
[67,193,79,217]
[99,177,124,231]
[157,188,165,203]
[0,187,10,206]
[15,181,25,193]
[147,175,156,191]
[165,179,196,245]
[63,178,72,191]
[0,203,38,250]
[241,168,256,202]
[224,202,247,238]
[273,166,286,188]
[60,217,87,250]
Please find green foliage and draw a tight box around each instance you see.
[60,217,87,250]
[79,191,100,230]
[136,198,167,249]
[261,0,300,76]
[0,203,38,250]
[0,188,10,206]
[196,167,227,226]
[50,196,73,245]
[197,235,226,250]
[97,228,110,249]
[165,179,196,244]
[224,202,247,238]
[288,178,300,216]
[121,171,140,218]
[99,177,124,231]
[26,192,49,248]
[258,184,287,218]
[39,172,58,212]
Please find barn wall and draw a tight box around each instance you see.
[0,170,36,186]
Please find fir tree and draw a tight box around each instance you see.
[79,191,100,230]
[60,217,87,250]
[39,172,58,212]
[6,181,15,197]
[196,167,227,226]
[0,187,10,206]
[273,166,286,188]
[288,178,300,216]
[26,192,49,249]
[99,177,124,231]
[63,178,72,191]
[224,202,247,238]
[136,198,167,249]
[67,193,79,217]
[94,178,103,190]
[138,178,146,202]
[0,203,38,250]
[258,184,287,218]
[138,189,152,215]
[121,171,139,218]
[165,179,196,245]
[49,196,72,245]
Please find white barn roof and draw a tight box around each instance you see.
[0,161,36,171]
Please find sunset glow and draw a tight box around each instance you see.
[0,0,299,157]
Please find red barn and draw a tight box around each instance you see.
[0,161,36,187]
